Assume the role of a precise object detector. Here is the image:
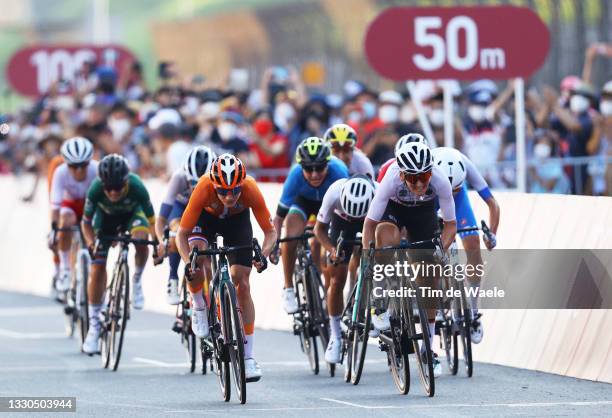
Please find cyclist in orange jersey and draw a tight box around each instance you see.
[176,154,277,382]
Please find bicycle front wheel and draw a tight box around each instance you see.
[222,283,246,404]
[307,265,333,377]
[350,273,370,385]
[76,252,89,347]
[407,290,435,397]
[109,261,129,371]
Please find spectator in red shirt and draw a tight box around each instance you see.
[249,117,289,182]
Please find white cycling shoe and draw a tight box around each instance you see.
[166,279,180,305]
[191,308,209,338]
[282,288,299,314]
[371,310,390,331]
[324,338,342,364]
[245,358,262,382]
[131,279,144,310]
[471,313,483,344]
[82,323,101,355]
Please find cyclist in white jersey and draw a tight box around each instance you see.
[155,146,215,304]
[362,141,457,378]
[49,137,98,295]
[314,175,376,363]
[324,123,374,178]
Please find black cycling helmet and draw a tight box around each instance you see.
[98,154,129,187]
[295,136,331,167]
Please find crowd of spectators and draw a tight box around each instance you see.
[0,42,610,196]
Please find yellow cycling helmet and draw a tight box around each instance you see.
[323,123,357,147]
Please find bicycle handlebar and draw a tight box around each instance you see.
[188,238,267,276]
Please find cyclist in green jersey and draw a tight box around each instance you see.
[81,154,158,354]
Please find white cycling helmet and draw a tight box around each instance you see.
[394,133,427,154]
[340,175,376,219]
[395,141,433,174]
[183,146,216,183]
[432,147,466,189]
[60,136,93,165]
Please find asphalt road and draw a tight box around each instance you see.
[0,291,610,417]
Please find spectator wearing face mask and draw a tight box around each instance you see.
[529,130,570,194]
[287,97,329,158]
[544,81,597,194]
[423,89,463,148]
[249,116,289,181]
[210,110,249,159]
[361,90,402,166]
[461,84,504,188]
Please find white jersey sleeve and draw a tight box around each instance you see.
[460,152,489,192]
[430,166,456,222]
[316,179,345,224]
[349,149,375,179]
[163,169,190,206]
[50,164,67,209]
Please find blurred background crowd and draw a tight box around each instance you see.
[0,0,610,196]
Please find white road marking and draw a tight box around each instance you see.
[132,357,186,367]
[320,398,612,410]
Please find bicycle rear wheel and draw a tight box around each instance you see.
[308,265,333,377]
[109,261,129,371]
[350,273,370,385]
[455,282,473,377]
[223,283,246,404]
[408,290,435,397]
[295,268,318,375]
[179,280,196,373]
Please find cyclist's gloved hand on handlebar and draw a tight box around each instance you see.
[483,232,497,250]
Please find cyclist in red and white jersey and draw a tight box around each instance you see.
[49,137,98,296]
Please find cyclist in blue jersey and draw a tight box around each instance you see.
[432,146,500,344]
[272,137,349,314]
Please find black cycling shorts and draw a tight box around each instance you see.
[379,199,438,250]
[288,196,322,222]
[188,209,253,268]
[329,213,363,264]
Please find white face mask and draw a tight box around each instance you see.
[273,102,296,132]
[600,100,612,117]
[378,105,399,124]
[218,122,237,140]
[428,108,444,127]
[468,105,486,123]
[400,105,416,124]
[109,118,131,139]
[569,95,590,114]
[347,110,362,123]
[533,143,551,159]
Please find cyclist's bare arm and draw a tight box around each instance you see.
[361,217,379,248]
[485,196,500,235]
[314,221,334,254]
[440,220,457,250]
[81,217,95,248]
[176,226,192,264]
[154,215,167,243]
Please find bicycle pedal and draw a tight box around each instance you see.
[63,305,75,315]
[246,376,262,383]
[171,321,182,334]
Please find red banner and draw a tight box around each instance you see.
[6,44,136,97]
[365,6,549,80]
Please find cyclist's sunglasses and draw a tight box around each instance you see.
[303,164,327,173]
[104,183,126,192]
[330,141,354,152]
[68,162,89,169]
[402,170,432,185]
[215,186,242,196]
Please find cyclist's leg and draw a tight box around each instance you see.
[129,209,150,281]
[186,211,214,312]
[281,207,307,289]
[57,205,77,291]
[455,185,482,313]
[167,201,186,282]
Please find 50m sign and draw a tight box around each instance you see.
[365,6,549,80]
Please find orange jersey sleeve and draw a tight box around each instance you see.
[47,155,64,195]
[179,176,216,231]
[242,177,274,233]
